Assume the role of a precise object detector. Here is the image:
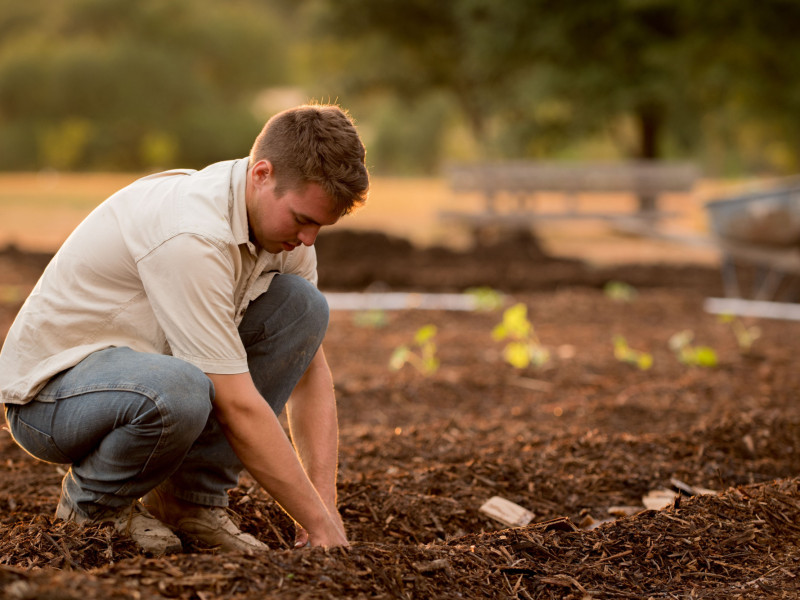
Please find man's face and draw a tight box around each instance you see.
[246,160,340,254]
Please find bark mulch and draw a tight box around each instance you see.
[2,232,800,599]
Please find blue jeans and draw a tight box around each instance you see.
[4,274,329,518]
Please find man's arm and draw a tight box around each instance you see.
[205,370,347,548]
[285,345,346,542]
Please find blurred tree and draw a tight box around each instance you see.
[367,93,451,175]
[0,0,287,170]
[679,0,800,174]
[539,0,692,160]
[4,0,800,175]
[304,0,696,163]
[302,0,800,175]
[300,0,547,159]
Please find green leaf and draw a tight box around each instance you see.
[423,356,440,374]
[502,303,531,338]
[491,323,508,341]
[613,335,630,359]
[504,342,531,369]
[389,346,409,370]
[414,324,437,345]
[353,309,388,328]
[604,281,637,302]
[694,347,718,367]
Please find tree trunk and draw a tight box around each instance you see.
[636,103,663,213]
[638,104,661,161]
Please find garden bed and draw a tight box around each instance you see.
[1,231,799,599]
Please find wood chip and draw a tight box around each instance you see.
[642,489,679,510]
[607,506,642,517]
[479,496,534,527]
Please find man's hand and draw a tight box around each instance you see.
[302,519,348,548]
[206,371,348,548]
[294,506,346,548]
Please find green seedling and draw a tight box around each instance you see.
[352,309,388,329]
[491,303,550,369]
[389,324,440,375]
[464,286,505,311]
[668,330,718,367]
[718,313,761,354]
[613,335,653,370]
[604,280,638,302]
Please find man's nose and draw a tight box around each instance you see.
[298,224,320,246]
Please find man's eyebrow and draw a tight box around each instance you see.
[294,210,322,226]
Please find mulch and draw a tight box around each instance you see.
[2,474,799,599]
[1,230,800,599]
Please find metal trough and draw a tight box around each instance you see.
[705,182,800,304]
[706,184,800,248]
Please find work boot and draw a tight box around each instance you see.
[142,488,268,553]
[55,496,182,556]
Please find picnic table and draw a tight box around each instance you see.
[439,160,699,236]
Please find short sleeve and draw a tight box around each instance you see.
[137,233,249,374]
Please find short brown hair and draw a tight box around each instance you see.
[250,103,369,216]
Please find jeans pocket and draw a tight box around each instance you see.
[9,415,73,464]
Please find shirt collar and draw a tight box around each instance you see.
[229,158,254,252]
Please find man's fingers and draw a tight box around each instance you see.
[294,526,309,548]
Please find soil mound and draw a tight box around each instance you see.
[316,229,724,295]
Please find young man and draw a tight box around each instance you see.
[0,104,369,555]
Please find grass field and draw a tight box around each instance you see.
[0,171,742,266]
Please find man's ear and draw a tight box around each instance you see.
[251,160,273,184]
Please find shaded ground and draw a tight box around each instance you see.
[1,230,799,599]
[314,229,724,295]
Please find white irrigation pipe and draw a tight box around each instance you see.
[704,297,800,321]
[323,292,479,311]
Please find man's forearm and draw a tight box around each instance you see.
[206,371,346,546]
[287,347,340,508]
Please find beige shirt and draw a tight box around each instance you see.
[0,159,317,405]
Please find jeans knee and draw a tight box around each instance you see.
[268,274,329,333]
[297,279,330,334]
[155,359,213,437]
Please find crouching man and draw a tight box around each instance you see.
[0,104,369,555]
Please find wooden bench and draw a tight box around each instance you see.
[439,160,699,235]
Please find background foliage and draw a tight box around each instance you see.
[1,0,799,175]
[0,0,284,170]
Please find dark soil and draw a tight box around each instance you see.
[1,230,799,599]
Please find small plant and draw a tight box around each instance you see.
[389,324,440,375]
[491,303,550,369]
[718,313,761,354]
[604,280,638,302]
[668,330,718,367]
[464,286,505,311]
[352,309,388,329]
[613,335,653,370]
